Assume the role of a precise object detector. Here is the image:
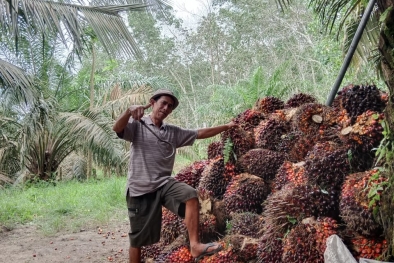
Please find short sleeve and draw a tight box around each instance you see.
[117,119,138,142]
[173,126,198,148]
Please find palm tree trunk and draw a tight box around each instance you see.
[87,46,96,180]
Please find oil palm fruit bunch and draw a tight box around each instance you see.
[212,200,229,235]
[285,93,317,108]
[255,96,284,114]
[292,103,325,135]
[236,148,284,181]
[233,108,265,132]
[346,232,389,260]
[223,234,258,262]
[198,156,228,199]
[332,84,387,124]
[141,242,164,262]
[272,161,306,192]
[340,169,387,237]
[155,236,192,263]
[340,110,384,152]
[282,217,338,263]
[207,141,223,159]
[221,126,255,161]
[161,208,186,246]
[226,212,264,238]
[256,224,285,263]
[199,242,240,263]
[198,214,218,243]
[223,173,269,214]
[174,160,209,188]
[304,142,350,190]
[254,118,290,151]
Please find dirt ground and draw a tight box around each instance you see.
[0,222,131,263]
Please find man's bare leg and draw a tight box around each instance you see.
[129,247,141,263]
[184,197,221,258]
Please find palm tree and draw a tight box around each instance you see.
[0,0,172,183]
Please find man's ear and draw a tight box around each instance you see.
[149,98,155,105]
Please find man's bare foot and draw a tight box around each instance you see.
[190,242,222,259]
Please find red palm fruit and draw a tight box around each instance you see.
[141,242,164,262]
[292,103,326,135]
[207,141,223,159]
[346,233,389,260]
[340,169,387,237]
[285,132,318,162]
[236,148,285,181]
[224,173,269,214]
[285,93,317,108]
[254,118,290,151]
[155,236,190,263]
[272,161,307,192]
[174,160,209,188]
[223,234,258,262]
[221,126,255,161]
[197,156,228,199]
[332,84,387,124]
[184,214,219,244]
[304,142,351,190]
[254,96,285,114]
[199,242,240,263]
[164,245,194,263]
[282,217,338,263]
[226,212,264,238]
[161,207,186,246]
[233,108,265,132]
[257,223,285,263]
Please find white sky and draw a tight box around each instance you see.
[172,0,211,28]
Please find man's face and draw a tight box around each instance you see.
[151,95,174,121]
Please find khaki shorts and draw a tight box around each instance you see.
[126,177,197,247]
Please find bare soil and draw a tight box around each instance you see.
[0,222,130,263]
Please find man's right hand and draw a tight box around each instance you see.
[128,103,151,121]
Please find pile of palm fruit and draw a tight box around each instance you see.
[141,84,391,263]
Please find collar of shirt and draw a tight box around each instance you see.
[143,115,167,131]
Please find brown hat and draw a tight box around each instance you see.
[150,89,179,109]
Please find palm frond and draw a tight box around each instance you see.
[0,58,36,105]
[0,0,154,59]
[0,171,14,184]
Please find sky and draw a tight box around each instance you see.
[172,0,211,28]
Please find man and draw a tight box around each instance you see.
[112,89,236,263]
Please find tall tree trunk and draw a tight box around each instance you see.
[376,0,394,255]
[87,46,96,180]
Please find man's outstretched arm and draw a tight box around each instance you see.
[196,121,236,139]
[112,104,151,133]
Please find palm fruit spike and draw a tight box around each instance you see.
[207,141,223,159]
[345,232,389,260]
[254,96,284,114]
[141,242,165,262]
[340,169,387,237]
[224,173,270,214]
[284,132,319,162]
[221,126,254,161]
[174,160,209,188]
[304,142,351,190]
[236,148,285,181]
[223,234,258,262]
[226,212,264,238]
[285,93,317,108]
[161,207,186,246]
[211,200,229,235]
[263,183,338,230]
[292,103,325,135]
[282,217,338,263]
[233,108,265,132]
[332,84,387,124]
[164,245,194,263]
[199,241,239,263]
[197,156,228,199]
[272,161,307,192]
[254,118,290,151]
[257,224,285,263]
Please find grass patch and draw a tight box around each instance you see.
[0,176,127,235]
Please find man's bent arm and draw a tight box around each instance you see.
[113,110,132,133]
[197,122,236,139]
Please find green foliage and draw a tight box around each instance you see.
[375,120,394,168]
[0,177,126,234]
[223,138,234,164]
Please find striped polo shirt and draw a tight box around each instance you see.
[118,115,198,197]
